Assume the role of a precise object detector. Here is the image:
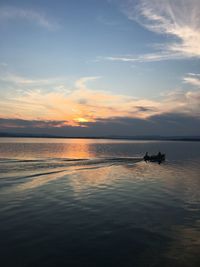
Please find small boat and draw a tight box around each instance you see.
[143,152,165,164]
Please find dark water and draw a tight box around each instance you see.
[0,138,200,267]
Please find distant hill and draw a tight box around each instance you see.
[0,132,200,141]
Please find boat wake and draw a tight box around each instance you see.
[0,157,143,188]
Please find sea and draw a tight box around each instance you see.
[0,138,200,267]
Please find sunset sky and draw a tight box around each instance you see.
[0,0,200,136]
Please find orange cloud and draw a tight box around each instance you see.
[0,76,199,127]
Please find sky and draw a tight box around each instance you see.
[0,0,200,136]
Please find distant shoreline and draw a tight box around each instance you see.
[0,134,200,142]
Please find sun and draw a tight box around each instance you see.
[75,117,89,123]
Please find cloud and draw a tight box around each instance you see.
[105,0,200,62]
[0,118,68,129]
[0,113,199,136]
[162,89,200,117]
[0,72,162,124]
[102,52,184,63]
[0,72,67,87]
[0,6,59,30]
[126,0,200,57]
[0,72,199,129]
[75,76,101,90]
[183,73,200,87]
[0,83,159,125]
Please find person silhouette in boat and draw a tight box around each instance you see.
[144,152,149,162]
[157,152,162,164]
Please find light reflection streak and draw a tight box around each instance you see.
[68,166,115,196]
[16,169,71,191]
[59,139,94,159]
[16,164,121,192]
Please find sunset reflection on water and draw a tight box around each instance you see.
[0,138,98,159]
[58,139,95,159]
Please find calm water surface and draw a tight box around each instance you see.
[0,138,200,267]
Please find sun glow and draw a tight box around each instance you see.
[75,117,89,123]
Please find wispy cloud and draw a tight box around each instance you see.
[0,71,70,96]
[102,52,185,63]
[0,6,59,30]
[75,77,101,90]
[183,73,200,87]
[105,0,200,62]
